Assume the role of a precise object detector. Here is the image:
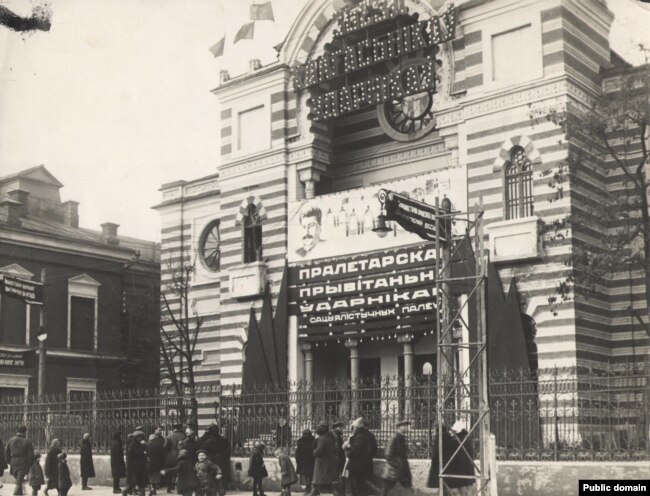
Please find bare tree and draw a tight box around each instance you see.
[545,65,650,324]
[160,259,203,429]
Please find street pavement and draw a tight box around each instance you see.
[0,486,282,496]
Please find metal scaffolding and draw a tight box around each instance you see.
[435,203,493,495]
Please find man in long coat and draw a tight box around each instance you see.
[110,433,126,494]
[345,418,375,496]
[197,422,231,491]
[310,424,337,496]
[147,427,166,494]
[123,431,148,496]
[381,421,412,496]
[164,423,186,492]
[80,433,96,490]
[5,426,34,496]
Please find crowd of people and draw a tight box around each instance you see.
[0,419,475,496]
[252,417,476,496]
[0,422,232,496]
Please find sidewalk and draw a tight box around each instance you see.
[0,486,279,496]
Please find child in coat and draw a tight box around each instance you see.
[57,453,72,496]
[29,452,45,496]
[275,448,297,496]
[194,449,222,496]
[247,443,267,496]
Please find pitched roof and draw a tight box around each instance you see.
[0,165,64,188]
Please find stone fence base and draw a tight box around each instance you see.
[2,456,648,496]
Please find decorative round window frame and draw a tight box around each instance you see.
[198,220,221,272]
[377,57,440,142]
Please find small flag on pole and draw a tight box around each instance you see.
[234,21,255,43]
[209,36,225,58]
[250,1,274,21]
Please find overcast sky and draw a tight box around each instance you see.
[0,0,648,242]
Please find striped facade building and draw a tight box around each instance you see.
[155,0,649,409]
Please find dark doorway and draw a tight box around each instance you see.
[359,357,381,428]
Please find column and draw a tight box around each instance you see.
[345,339,360,417]
[398,335,414,418]
[300,343,313,420]
[298,167,321,200]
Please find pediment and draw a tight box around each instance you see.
[0,264,35,279]
[68,274,101,287]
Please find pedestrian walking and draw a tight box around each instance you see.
[194,449,222,496]
[164,424,186,493]
[180,430,197,462]
[44,439,61,496]
[0,437,7,489]
[330,423,346,496]
[123,431,148,496]
[275,447,297,496]
[197,422,231,491]
[247,443,267,496]
[275,419,292,448]
[148,428,166,496]
[427,420,476,496]
[80,433,95,490]
[111,433,126,494]
[295,430,315,494]
[5,425,35,496]
[57,454,71,496]
[380,421,412,496]
[310,424,337,496]
[344,419,375,496]
[161,449,198,496]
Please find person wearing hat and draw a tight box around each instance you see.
[110,433,126,494]
[123,431,148,496]
[330,424,345,496]
[44,439,62,496]
[57,453,71,496]
[180,430,197,462]
[345,418,376,496]
[5,425,34,496]
[426,420,475,495]
[164,424,186,492]
[295,429,315,494]
[380,421,412,496]
[310,424,337,496]
[148,428,166,495]
[247,443,267,496]
[197,422,231,492]
[194,449,222,496]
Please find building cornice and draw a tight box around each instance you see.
[0,227,159,270]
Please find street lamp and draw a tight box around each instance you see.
[371,211,392,238]
[37,328,47,397]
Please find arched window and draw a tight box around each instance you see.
[505,146,534,219]
[243,204,263,263]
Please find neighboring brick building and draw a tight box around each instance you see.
[0,165,160,399]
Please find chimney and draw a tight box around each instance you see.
[101,222,120,245]
[62,201,80,228]
[220,70,230,83]
[249,59,261,73]
[1,199,23,227]
[7,189,29,217]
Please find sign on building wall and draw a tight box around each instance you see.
[289,243,437,340]
[287,167,466,263]
[0,275,43,305]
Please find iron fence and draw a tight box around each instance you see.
[0,365,647,461]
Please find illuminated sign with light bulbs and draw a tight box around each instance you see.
[291,1,458,122]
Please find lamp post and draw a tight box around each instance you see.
[37,329,47,397]
[423,362,433,458]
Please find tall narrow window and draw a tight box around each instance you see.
[505,146,534,219]
[243,204,263,263]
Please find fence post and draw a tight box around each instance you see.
[553,366,558,461]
